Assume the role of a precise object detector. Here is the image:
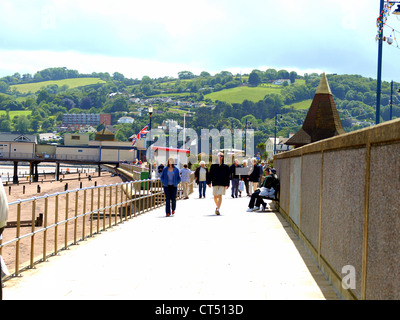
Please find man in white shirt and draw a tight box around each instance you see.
[179,164,191,199]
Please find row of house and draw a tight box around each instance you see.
[60,113,111,131]
[130,97,215,109]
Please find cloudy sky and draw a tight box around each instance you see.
[0,0,399,81]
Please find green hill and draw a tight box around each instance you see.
[0,110,32,119]
[11,77,106,94]
[205,85,282,104]
[283,99,312,110]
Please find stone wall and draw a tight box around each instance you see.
[274,118,400,300]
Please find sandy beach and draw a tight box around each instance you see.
[1,170,125,277]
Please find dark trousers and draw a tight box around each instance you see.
[248,190,265,208]
[163,185,177,214]
[231,178,239,197]
[198,181,207,197]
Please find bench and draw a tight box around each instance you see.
[259,180,280,202]
[5,213,43,228]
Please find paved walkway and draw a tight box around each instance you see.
[3,187,339,300]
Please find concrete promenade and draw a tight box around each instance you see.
[3,187,339,300]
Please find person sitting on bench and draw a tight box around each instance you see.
[246,168,276,212]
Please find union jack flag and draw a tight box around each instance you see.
[131,124,150,146]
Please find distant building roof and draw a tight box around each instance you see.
[286,73,344,148]
[95,125,116,141]
[0,133,37,143]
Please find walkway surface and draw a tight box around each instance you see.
[3,187,339,300]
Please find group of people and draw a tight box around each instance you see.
[157,153,279,217]
[229,158,265,198]
[246,167,279,212]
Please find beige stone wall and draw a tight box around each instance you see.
[64,133,90,146]
[36,144,56,155]
[274,118,400,300]
[9,142,35,157]
[56,146,99,161]
[100,149,135,163]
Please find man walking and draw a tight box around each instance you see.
[179,164,191,199]
[230,159,240,198]
[207,152,230,215]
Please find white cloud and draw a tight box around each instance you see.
[0,1,399,81]
[0,49,329,79]
[0,49,205,79]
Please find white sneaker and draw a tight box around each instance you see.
[253,206,260,211]
[246,208,253,212]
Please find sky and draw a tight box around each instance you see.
[0,0,399,81]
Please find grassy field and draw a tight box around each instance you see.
[0,110,32,119]
[11,77,106,94]
[283,99,312,110]
[205,85,282,104]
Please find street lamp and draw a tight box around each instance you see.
[376,0,400,124]
[274,113,282,157]
[245,119,252,157]
[148,105,153,178]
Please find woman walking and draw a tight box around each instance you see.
[160,158,181,217]
[249,158,262,193]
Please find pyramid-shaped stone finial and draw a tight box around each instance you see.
[285,73,344,148]
[315,73,332,94]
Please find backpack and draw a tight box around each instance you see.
[273,177,280,199]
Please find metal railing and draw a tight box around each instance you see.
[0,174,195,282]
[0,152,100,162]
[0,179,168,281]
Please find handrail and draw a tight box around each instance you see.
[0,179,165,281]
[0,174,195,282]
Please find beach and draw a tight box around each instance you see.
[1,170,124,276]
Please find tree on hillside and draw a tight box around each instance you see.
[200,71,211,77]
[265,68,277,81]
[14,115,30,133]
[289,71,297,84]
[141,76,153,85]
[0,81,9,93]
[277,69,289,79]
[0,119,11,132]
[248,71,261,86]
[113,72,125,81]
[178,71,195,80]
[37,89,51,104]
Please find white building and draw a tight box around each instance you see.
[272,79,291,85]
[117,116,135,124]
[265,134,294,160]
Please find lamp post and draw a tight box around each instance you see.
[274,113,282,157]
[245,119,252,157]
[375,1,400,124]
[376,0,385,125]
[148,105,153,178]
[390,80,393,120]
